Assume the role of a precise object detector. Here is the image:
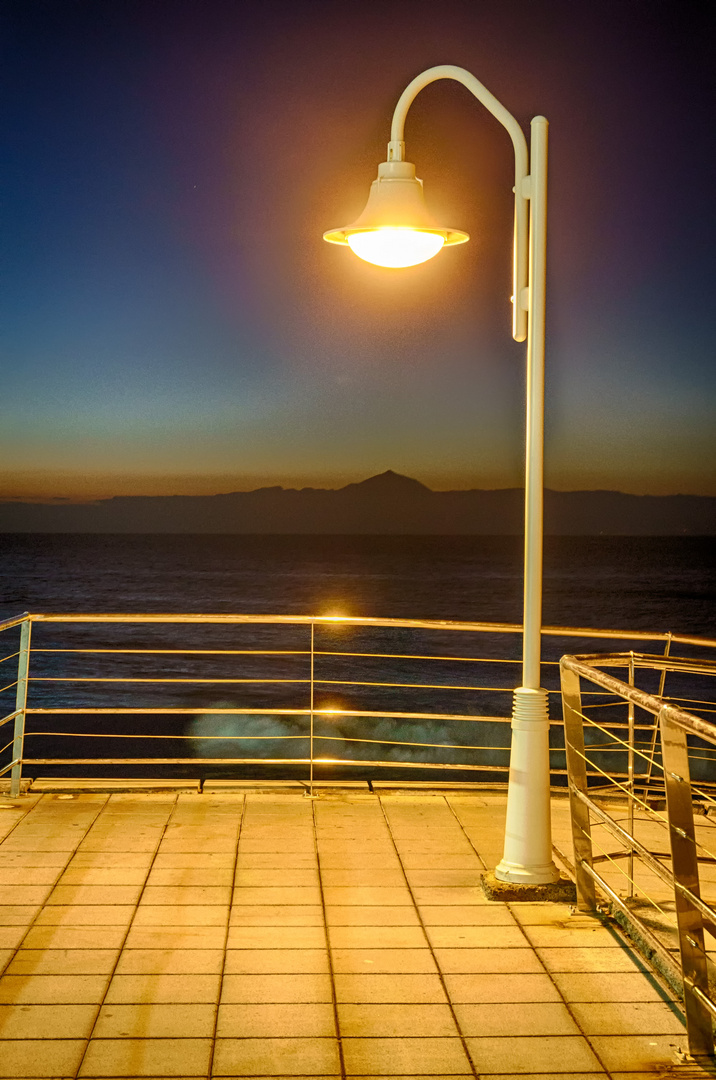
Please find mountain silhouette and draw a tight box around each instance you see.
[0,472,714,534]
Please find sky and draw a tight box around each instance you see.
[1,0,714,502]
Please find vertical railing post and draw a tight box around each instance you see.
[640,634,672,803]
[10,618,32,798]
[627,654,635,899]
[308,622,315,798]
[560,659,596,911]
[659,705,714,1057]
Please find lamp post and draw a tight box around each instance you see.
[323,65,558,886]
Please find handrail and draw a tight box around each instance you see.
[560,651,716,1058]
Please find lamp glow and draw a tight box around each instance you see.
[346,228,445,268]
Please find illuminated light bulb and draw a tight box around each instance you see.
[346,228,445,268]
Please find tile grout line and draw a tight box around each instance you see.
[205,793,245,1080]
[0,792,110,978]
[506,909,620,1080]
[72,792,181,1080]
[447,792,620,1077]
[377,794,480,1079]
[312,797,347,1080]
[443,794,488,871]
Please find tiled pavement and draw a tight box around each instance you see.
[0,786,712,1079]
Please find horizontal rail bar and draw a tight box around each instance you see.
[25,707,510,722]
[562,655,716,744]
[21,611,716,647]
[21,755,510,772]
[0,614,30,633]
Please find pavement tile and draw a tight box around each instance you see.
[69,851,154,869]
[232,887,322,905]
[140,885,231,905]
[220,973,333,1003]
[132,905,228,926]
[0,853,69,868]
[234,868,320,886]
[0,1038,85,1077]
[224,949,330,974]
[508,902,575,924]
[235,840,315,853]
[331,948,438,974]
[230,904,323,926]
[426,925,525,948]
[398,853,484,869]
[334,974,448,1004]
[0,974,110,1004]
[226,925,326,949]
[412,888,487,906]
[0,905,41,925]
[435,948,545,974]
[0,926,24,949]
[320,869,407,887]
[337,1002,458,1037]
[404,870,484,888]
[454,1001,579,1036]
[420,905,515,926]
[485,1075,607,1080]
[322,887,413,906]
[93,1002,216,1038]
[146,866,234,887]
[0,1002,98,1038]
[124,925,226,949]
[0,886,53,906]
[7,949,119,976]
[0,867,64,885]
[78,1036,212,1076]
[328,925,428,949]
[35,905,135,926]
[212,1035,341,1076]
[115,949,224,974]
[537,946,647,973]
[22,925,127,950]
[216,1001,336,1038]
[151,851,236,869]
[325,905,419,926]
[465,1034,604,1073]
[342,1036,472,1075]
[551,970,676,1003]
[56,867,147,886]
[104,973,221,1004]
[235,852,317,869]
[589,1033,685,1070]
[46,885,142,906]
[443,972,562,1003]
[524,923,624,948]
[317,853,401,869]
[571,1000,686,1035]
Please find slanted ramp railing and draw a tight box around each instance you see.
[561,652,716,1058]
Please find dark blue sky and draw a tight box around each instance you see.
[2,0,714,500]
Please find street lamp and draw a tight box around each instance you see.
[323,65,558,886]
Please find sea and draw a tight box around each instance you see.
[1,533,714,784]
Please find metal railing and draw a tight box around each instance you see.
[561,652,716,1058]
[2,612,715,800]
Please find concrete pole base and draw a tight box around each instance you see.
[494,686,560,885]
[481,870,576,903]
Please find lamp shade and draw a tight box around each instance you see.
[323,160,469,267]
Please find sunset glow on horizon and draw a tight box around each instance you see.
[2,1,714,509]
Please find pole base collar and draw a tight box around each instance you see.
[481,870,576,903]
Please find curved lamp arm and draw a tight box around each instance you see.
[387,65,530,343]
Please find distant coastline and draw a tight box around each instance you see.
[1,470,715,535]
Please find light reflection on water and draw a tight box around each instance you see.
[1,534,714,781]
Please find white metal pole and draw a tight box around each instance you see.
[495,116,558,884]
